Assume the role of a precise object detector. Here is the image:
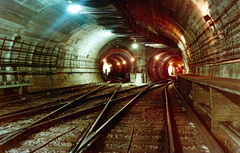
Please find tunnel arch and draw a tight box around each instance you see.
[100,46,135,82]
[0,0,240,91]
[146,51,183,82]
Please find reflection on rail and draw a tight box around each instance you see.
[0,78,226,153]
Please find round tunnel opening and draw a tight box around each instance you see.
[100,48,135,82]
[147,51,183,82]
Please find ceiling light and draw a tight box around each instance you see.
[104,30,112,36]
[155,55,159,60]
[132,43,138,49]
[68,5,82,13]
[117,62,120,65]
[123,61,126,64]
[131,58,135,61]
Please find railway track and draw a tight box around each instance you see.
[0,79,225,153]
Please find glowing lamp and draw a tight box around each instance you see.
[68,5,82,13]
[132,43,138,49]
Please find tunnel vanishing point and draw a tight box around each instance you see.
[1,0,240,152]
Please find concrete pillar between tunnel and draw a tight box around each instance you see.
[130,73,136,83]
[192,83,212,117]
[210,87,240,141]
[136,73,143,83]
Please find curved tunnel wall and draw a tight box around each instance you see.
[147,51,182,81]
[0,0,240,94]
[100,48,135,73]
[0,1,119,92]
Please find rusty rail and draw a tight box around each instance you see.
[164,82,175,153]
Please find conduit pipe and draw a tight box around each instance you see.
[197,103,240,146]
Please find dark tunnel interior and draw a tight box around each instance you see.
[147,51,183,82]
[100,47,135,82]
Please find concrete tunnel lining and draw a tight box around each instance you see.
[0,0,240,92]
[146,51,183,81]
[1,0,240,152]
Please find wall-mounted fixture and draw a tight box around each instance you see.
[203,14,215,26]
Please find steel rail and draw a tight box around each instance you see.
[164,81,175,153]
[0,81,111,150]
[86,82,122,135]
[29,126,79,153]
[0,83,168,146]
[172,83,225,153]
[0,83,105,107]
[0,83,148,120]
[75,82,157,152]
[0,84,116,120]
[70,81,122,153]
[0,81,168,151]
[0,82,100,101]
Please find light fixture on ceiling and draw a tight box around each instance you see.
[132,43,138,49]
[203,14,215,26]
[131,58,135,61]
[68,5,82,13]
[104,30,112,36]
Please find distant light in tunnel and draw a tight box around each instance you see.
[132,43,138,49]
[103,62,112,75]
[68,5,82,13]
[168,65,173,76]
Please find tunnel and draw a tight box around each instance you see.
[1,0,240,152]
[100,47,135,82]
[146,51,183,81]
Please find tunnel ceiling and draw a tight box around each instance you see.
[1,0,240,78]
[65,0,214,71]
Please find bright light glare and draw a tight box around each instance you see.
[103,59,106,62]
[68,5,81,13]
[168,65,173,76]
[117,62,120,65]
[104,31,112,36]
[103,62,112,75]
[131,58,135,61]
[123,61,126,64]
[155,55,159,60]
[132,43,138,49]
